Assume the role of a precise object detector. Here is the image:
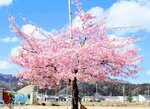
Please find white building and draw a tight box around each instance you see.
[82,96,124,102]
[82,96,94,102]
[139,94,150,102]
[0,88,4,101]
[104,96,124,102]
[17,85,38,104]
[0,88,4,106]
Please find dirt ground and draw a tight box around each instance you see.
[1,106,150,109]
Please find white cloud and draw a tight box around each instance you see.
[0,0,13,7]
[73,0,150,33]
[22,24,36,35]
[22,24,56,39]
[146,70,150,75]
[72,16,82,29]
[22,24,46,39]
[107,0,150,32]
[0,60,12,70]
[0,37,18,43]
[10,46,22,56]
[73,7,105,29]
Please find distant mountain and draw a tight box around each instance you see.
[1,73,150,96]
[57,81,150,97]
[0,73,19,83]
[115,79,130,84]
[0,73,19,90]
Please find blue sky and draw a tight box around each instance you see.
[0,0,150,84]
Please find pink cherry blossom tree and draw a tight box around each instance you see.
[9,1,142,109]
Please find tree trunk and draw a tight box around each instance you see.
[71,77,78,109]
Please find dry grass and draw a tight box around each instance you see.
[36,101,150,107]
[1,102,150,109]
[1,106,150,109]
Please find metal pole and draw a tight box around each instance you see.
[67,84,69,109]
[19,100,21,109]
[67,1,72,108]
[148,86,149,95]
[9,78,11,91]
[145,87,146,94]
[68,0,73,39]
[95,84,98,106]
[96,84,98,95]
[123,85,125,102]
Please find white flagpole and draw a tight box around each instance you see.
[67,1,72,108]
[68,0,73,39]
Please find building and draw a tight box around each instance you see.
[0,88,4,106]
[103,96,122,102]
[17,85,38,104]
[0,88,4,101]
[139,94,150,102]
[82,96,94,102]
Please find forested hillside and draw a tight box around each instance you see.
[0,73,150,96]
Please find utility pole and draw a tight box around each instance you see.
[96,84,98,96]
[123,85,125,96]
[95,83,98,106]
[123,85,125,102]
[67,84,69,109]
[9,78,11,91]
[148,86,150,95]
[145,87,146,95]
